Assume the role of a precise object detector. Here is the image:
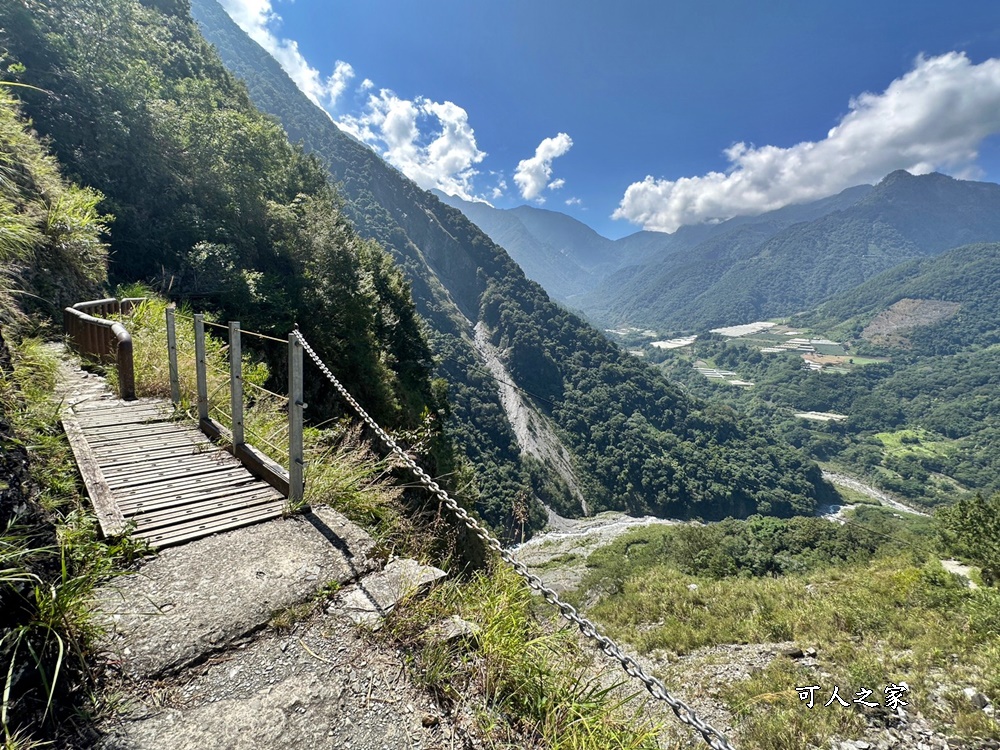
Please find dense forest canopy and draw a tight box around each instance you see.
[0,0,837,535]
[190,0,834,524]
[0,0,442,433]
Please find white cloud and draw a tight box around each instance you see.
[339,90,487,201]
[218,0,353,111]
[491,176,508,200]
[565,197,582,206]
[614,52,1000,232]
[547,178,566,191]
[219,0,490,201]
[514,133,573,202]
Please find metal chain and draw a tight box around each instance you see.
[294,330,737,750]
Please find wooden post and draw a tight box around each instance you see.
[166,305,180,405]
[194,314,209,422]
[288,333,304,504]
[229,321,244,446]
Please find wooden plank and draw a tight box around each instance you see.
[130,488,282,531]
[111,465,249,495]
[200,418,290,496]
[77,422,178,438]
[117,478,270,513]
[75,412,169,428]
[74,402,165,416]
[86,434,195,451]
[104,463,246,490]
[88,444,206,467]
[61,409,126,537]
[84,423,196,440]
[136,503,284,548]
[128,486,279,522]
[100,455,237,481]
[101,461,242,487]
[89,434,203,452]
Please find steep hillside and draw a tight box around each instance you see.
[433,191,618,302]
[0,0,448,465]
[190,0,834,524]
[809,242,1000,355]
[587,173,1000,331]
[647,242,1000,509]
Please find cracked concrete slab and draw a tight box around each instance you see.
[95,506,376,677]
[96,609,474,750]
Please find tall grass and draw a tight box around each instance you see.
[383,563,664,750]
[0,338,147,744]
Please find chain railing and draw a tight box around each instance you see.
[292,329,737,750]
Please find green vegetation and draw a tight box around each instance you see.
[0,82,131,746]
[382,564,663,749]
[190,0,834,530]
[938,493,1000,585]
[2,0,440,433]
[649,277,1000,510]
[571,512,1000,749]
[0,339,148,744]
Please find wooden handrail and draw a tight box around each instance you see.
[63,297,145,400]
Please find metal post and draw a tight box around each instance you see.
[166,306,180,405]
[194,314,209,422]
[229,322,244,446]
[288,333,304,504]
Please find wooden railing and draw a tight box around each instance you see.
[63,297,146,400]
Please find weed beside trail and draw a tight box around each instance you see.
[382,563,665,750]
[1,338,149,747]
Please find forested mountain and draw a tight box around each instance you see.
[0,0,443,452]
[653,241,1000,509]
[583,172,1000,331]
[189,0,833,524]
[433,192,624,302]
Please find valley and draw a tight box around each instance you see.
[1,1,998,748]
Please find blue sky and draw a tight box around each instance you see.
[220,0,1000,238]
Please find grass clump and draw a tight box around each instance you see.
[382,564,663,750]
[1,337,148,746]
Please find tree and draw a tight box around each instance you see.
[938,493,1000,586]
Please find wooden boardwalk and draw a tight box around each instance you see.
[58,355,286,548]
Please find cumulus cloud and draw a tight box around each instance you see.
[339,90,487,200]
[219,0,353,110]
[614,52,1000,232]
[514,133,573,202]
[565,197,582,206]
[219,0,490,201]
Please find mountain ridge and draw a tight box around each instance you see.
[192,0,834,527]
[584,171,1000,331]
